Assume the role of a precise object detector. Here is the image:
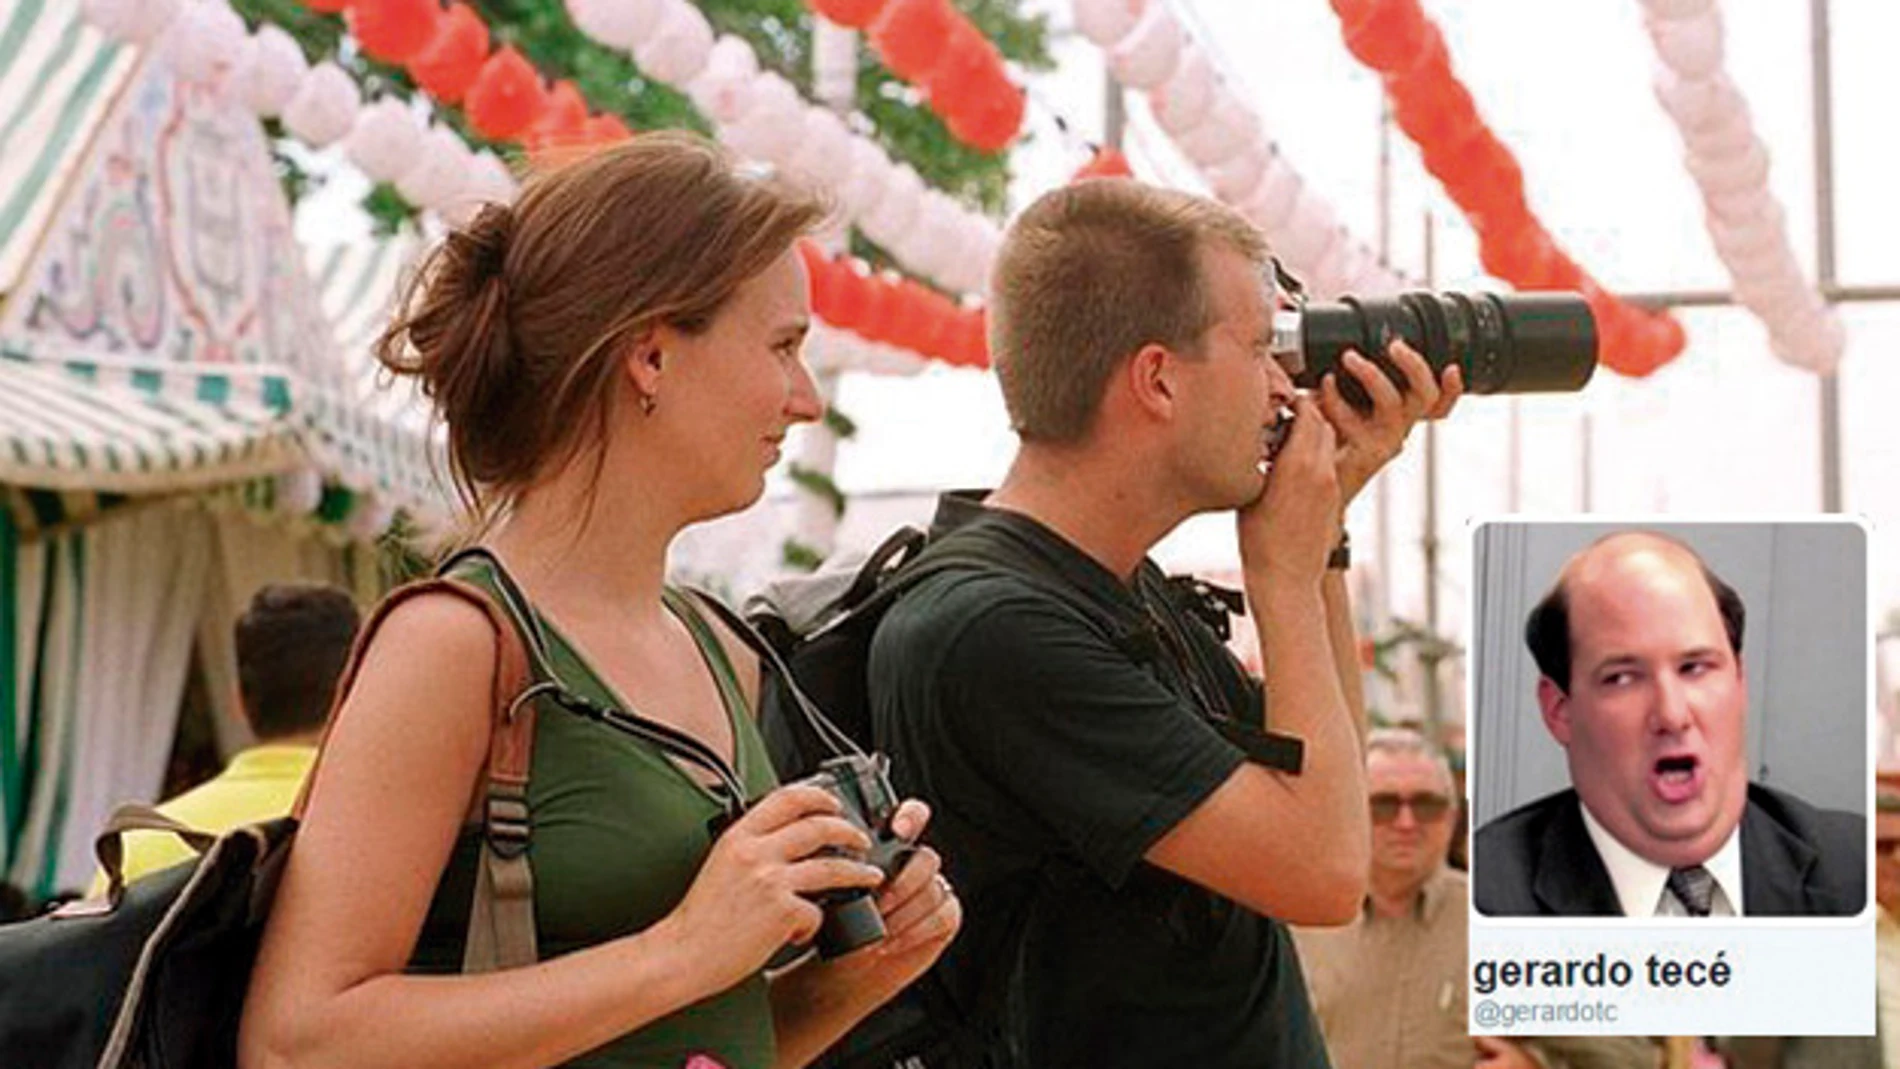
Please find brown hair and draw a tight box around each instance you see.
[988,179,1268,443]
[235,583,361,739]
[377,132,827,527]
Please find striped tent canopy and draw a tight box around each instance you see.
[0,4,450,525]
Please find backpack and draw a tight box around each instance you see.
[0,548,774,1069]
[735,513,1307,1069]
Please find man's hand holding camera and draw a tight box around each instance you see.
[1318,340,1464,507]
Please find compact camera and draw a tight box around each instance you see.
[787,754,915,958]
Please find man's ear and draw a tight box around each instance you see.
[1126,343,1177,421]
[1537,676,1573,746]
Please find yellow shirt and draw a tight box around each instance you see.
[1879,906,1900,1069]
[88,745,315,896]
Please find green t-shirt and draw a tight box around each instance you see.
[416,560,781,1068]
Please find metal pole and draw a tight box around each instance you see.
[1375,100,1393,625]
[1104,69,1125,150]
[1422,212,1442,740]
[1811,0,1842,513]
[1581,413,1594,512]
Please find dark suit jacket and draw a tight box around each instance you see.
[1473,783,1865,916]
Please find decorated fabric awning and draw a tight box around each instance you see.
[0,13,449,525]
[0,349,303,493]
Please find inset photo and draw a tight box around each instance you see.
[1469,520,1869,919]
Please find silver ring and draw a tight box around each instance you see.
[935,874,954,898]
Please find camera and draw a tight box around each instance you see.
[787,753,914,958]
[1270,291,1599,413]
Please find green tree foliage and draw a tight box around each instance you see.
[233,0,1052,233]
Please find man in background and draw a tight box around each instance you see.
[1294,727,1467,1069]
[96,583,358,890]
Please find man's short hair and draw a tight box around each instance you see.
[988,179,1268,443]
[1523,533,1746,692]
[1366,726,1455,790]
[235,583,361,739]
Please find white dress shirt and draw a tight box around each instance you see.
[1579,802,1744,917]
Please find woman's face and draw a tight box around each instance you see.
[650,248,824,520]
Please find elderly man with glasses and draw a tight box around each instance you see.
[1293,727,1470,1069]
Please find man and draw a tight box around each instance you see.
[867,179,1458,1066]
[1473,532,1863,917]
[96,583,359,890]
[1293,728,1468,1069]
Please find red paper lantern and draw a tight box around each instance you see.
[583,113,633,146]
[1477,224,1551,283]
[348,0,443,65]
[527,80,589,155]
[870,0,959,82]
[948,87,1026,154]
[957,311,990,368]
[924,22,1000,114]
[1342,0,1430,72]
[829,261,874,333]
[303,0,351,14]
[1390,73,1475,151]
[810,0,889,29]
[1072,147,1134,182]
[465,46,546,142]
[409,4,489,104]
[796,243,835,318]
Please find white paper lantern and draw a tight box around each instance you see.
[1708,202,1786,262]
[83,0,181,45]
[634,0,715,87]
[1109,4,1182,90]
[169,0,247,85]
[276,468,324,517]
[1704,182,1774,227]
[1074,0,1147,48]
[801,109,857,191]
[566,0,665,51]
[1243,157,1302,233]
[396,126,472,210]
[1151,50,1216,138]
[905,196,964,283]
[1173,87,1250,168]
[1654,72,1743,133]
[442,151,518,226]
[1641,0,1716,23]
[721,72,802,162]
[1686,137,1768,198]
[346,99,425,184]
[1277,192,1340,271]
[1680,111,1754,161]
[346,495,397,543]
[282,62,360,147]
[235,24,308,117]
[1648,10,1724,80]
[861,165,925,246]
[1204,144,1266,203]
[684,35,759,123]
[838,137,894,219]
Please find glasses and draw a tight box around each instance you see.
[1369,792,1453,825]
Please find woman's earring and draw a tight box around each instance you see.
[639,390,657,416]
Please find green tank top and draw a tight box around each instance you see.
[416,559,781,1069]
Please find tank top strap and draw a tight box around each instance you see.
[662,586,753,724]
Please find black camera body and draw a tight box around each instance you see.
[1271,291,1599,413]
[787,754,914,958]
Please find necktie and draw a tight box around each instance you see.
[1667,865,1717,916]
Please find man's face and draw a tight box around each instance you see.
[1539,539,1749,869]
[1368,751,1455,892]
[1169,244,1297,511]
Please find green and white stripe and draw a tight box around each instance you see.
[0,0,137,294]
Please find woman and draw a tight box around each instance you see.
[241,133,960,1069]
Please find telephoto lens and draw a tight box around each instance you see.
[1282,292,1598,413]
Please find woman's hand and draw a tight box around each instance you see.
[821,800,961,995]
[655,784,888,996]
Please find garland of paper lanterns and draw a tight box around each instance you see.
[1640,0,1842,373]
[562,0,1001,299]
[806,0,1025,154]
[1073,0,1402,302]
[1071,145,1134,181]
[1326,0,1685,377]
[798,241,991,368]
